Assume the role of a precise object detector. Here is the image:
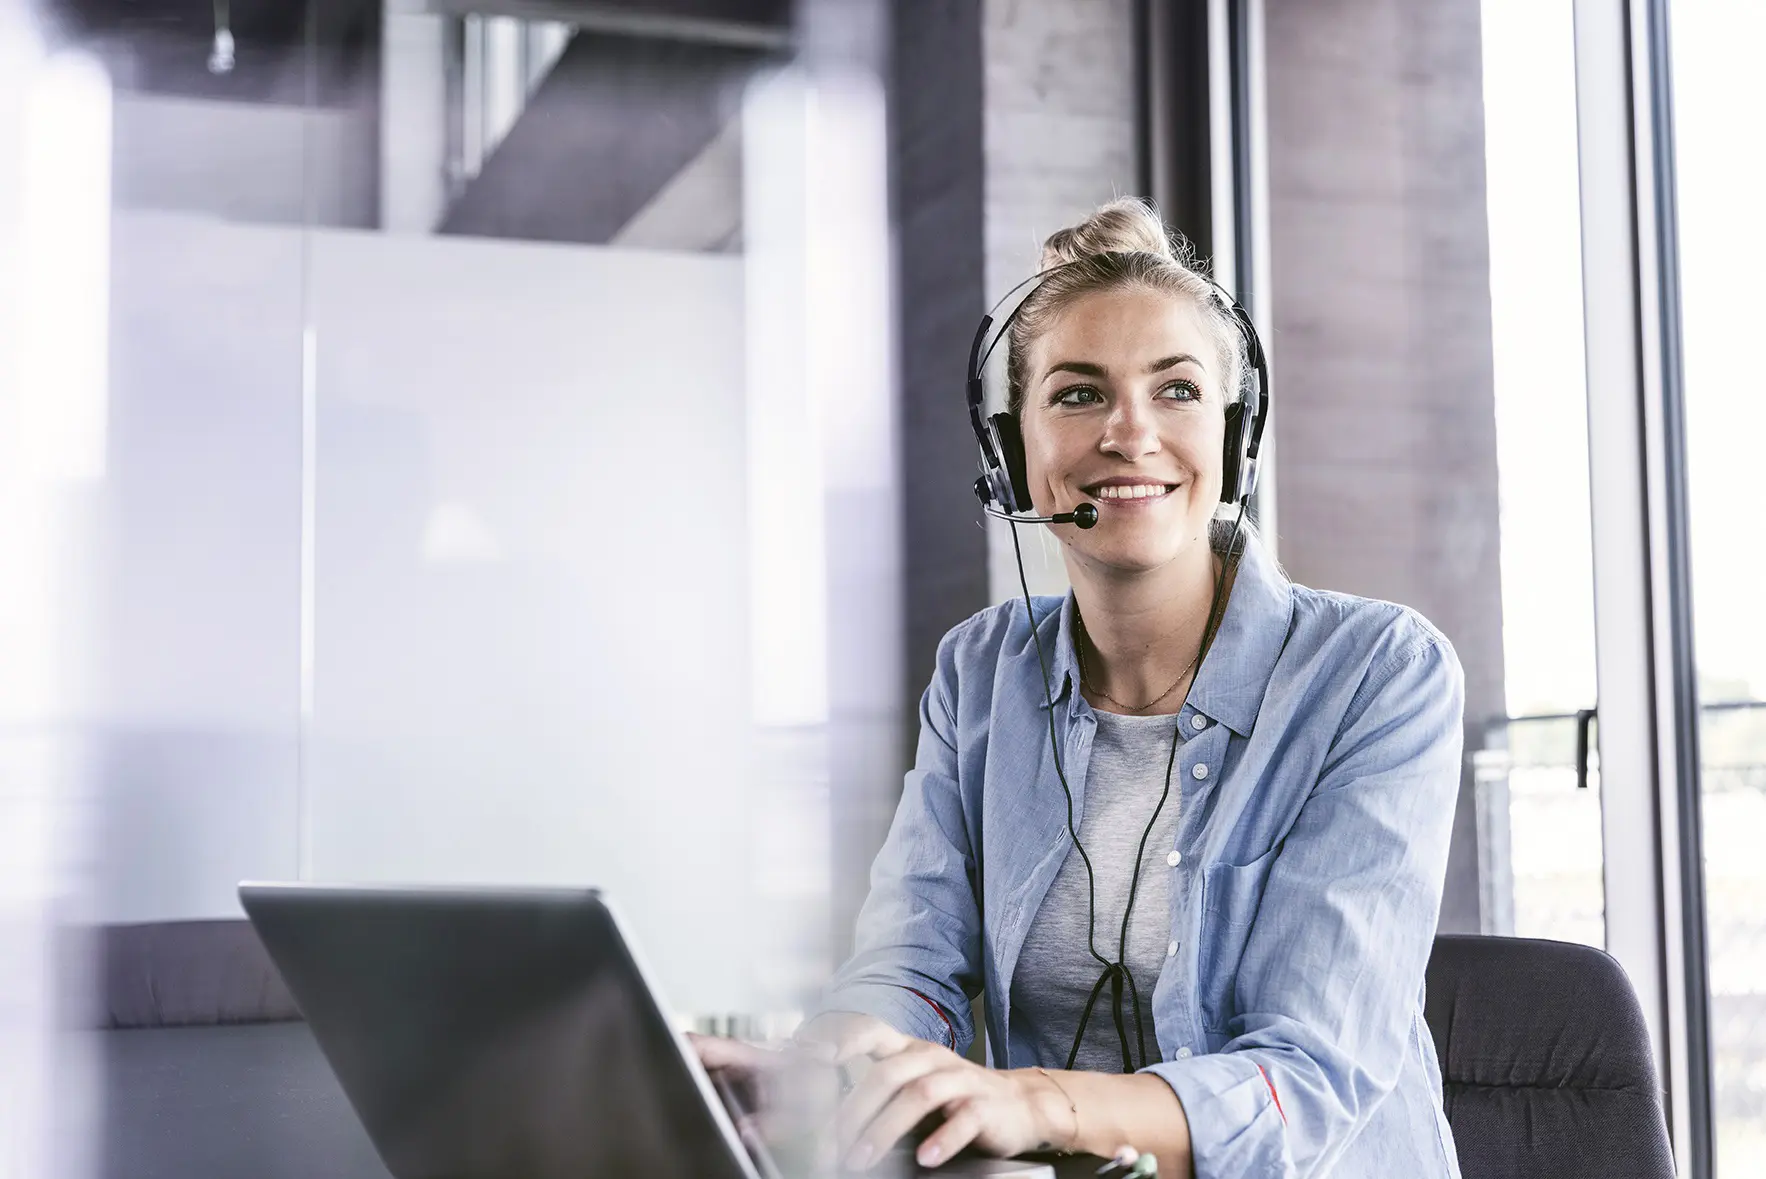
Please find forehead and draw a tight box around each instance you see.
[1029,285,1218,373]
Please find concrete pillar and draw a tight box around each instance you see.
[982,0,1139,602]
[381,9,450,234]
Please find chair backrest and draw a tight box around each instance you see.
[1424,934,1675,1179]
[101,920,391,1179]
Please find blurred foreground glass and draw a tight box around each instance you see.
[1669,2,1766,1170]
[0,4,108,1174]
[8,0,893,1172]
[298,9,781,1023]
[296,5,895,1033]
[1477,0,1604,948]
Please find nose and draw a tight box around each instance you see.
[1100,396,1161,460]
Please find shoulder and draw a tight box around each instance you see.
[1283,581,1462,700]
[1287,582,1453,658]
[932,596,1061,674]
[919,595,1069,723]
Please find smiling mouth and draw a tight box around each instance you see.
[1084,482,1178,502]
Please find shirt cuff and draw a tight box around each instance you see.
[1141,1053,1293,1179]
[811,982,957,1049]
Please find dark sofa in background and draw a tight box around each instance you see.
[101,920,390,1179]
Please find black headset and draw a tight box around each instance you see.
[966,252,1271,520]
[965,249,1272,1073]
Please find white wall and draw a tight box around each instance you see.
[304,228,757,1015]
[97,212,307,924]
[97,211,768,1013]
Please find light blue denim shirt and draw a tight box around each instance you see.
[821,534,1465,1179]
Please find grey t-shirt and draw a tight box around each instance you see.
[1009,709,1185,1073]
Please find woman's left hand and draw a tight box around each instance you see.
[832,1024,1064,1171]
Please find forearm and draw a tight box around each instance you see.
[1021,1069,1193,1174]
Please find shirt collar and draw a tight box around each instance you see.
[1014,594,1079,713]
[1032,534,1294,737]
[1183,535,1293,735]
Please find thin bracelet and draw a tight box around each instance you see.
[1033,1066,1080,1154]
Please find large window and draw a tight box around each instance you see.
[1480,0,1604,948]
[1487,3,1766,1171]
[1668,3,1766,1169]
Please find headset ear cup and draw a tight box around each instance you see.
[989,412,1032,513]
[1220,402,1247,504]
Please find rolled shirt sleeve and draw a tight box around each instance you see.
[814,621,983,1054]
[1143,632,1465,1178]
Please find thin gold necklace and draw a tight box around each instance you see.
[1075,614,1202,714]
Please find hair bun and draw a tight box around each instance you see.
[1039,197,1176,269]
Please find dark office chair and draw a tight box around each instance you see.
[1424,934,1675,1179]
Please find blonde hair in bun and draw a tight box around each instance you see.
[1005,198,1247,419]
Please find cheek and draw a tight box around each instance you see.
[1020,419,1073,484]
[1177,426,1224,481]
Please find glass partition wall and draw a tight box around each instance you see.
[300,3,788,1024]
[298,0,900,1029]
[44,0,892,1050]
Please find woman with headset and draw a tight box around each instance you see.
[700,199,1463,1179]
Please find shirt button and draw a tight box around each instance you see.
[1165,849,1182,867]
[1177,1046,1193,1059]
[1190,714,1208,731]
[1166,940,1179,958]
[1191,763,1209,780]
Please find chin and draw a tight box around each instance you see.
[1077,538,1191,573]
[1074,519,1210,572]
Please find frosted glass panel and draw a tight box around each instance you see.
[305,231,757,1013]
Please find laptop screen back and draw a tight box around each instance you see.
[240,884,756,1179]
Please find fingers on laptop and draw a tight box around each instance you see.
[834,1039,956,1166]
[690,1031,782,1074]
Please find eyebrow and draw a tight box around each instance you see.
[1041,353,1208,382]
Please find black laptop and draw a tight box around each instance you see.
[239,883,773,1179]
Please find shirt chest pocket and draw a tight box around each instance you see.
[1197,845,1280,1034]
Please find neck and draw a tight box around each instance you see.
[1069,533,1223,714]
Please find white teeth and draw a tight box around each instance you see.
[1095,484,1167,500]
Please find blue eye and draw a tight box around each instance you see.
[1159,380,1202,401]
[1052,384,1103,406]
